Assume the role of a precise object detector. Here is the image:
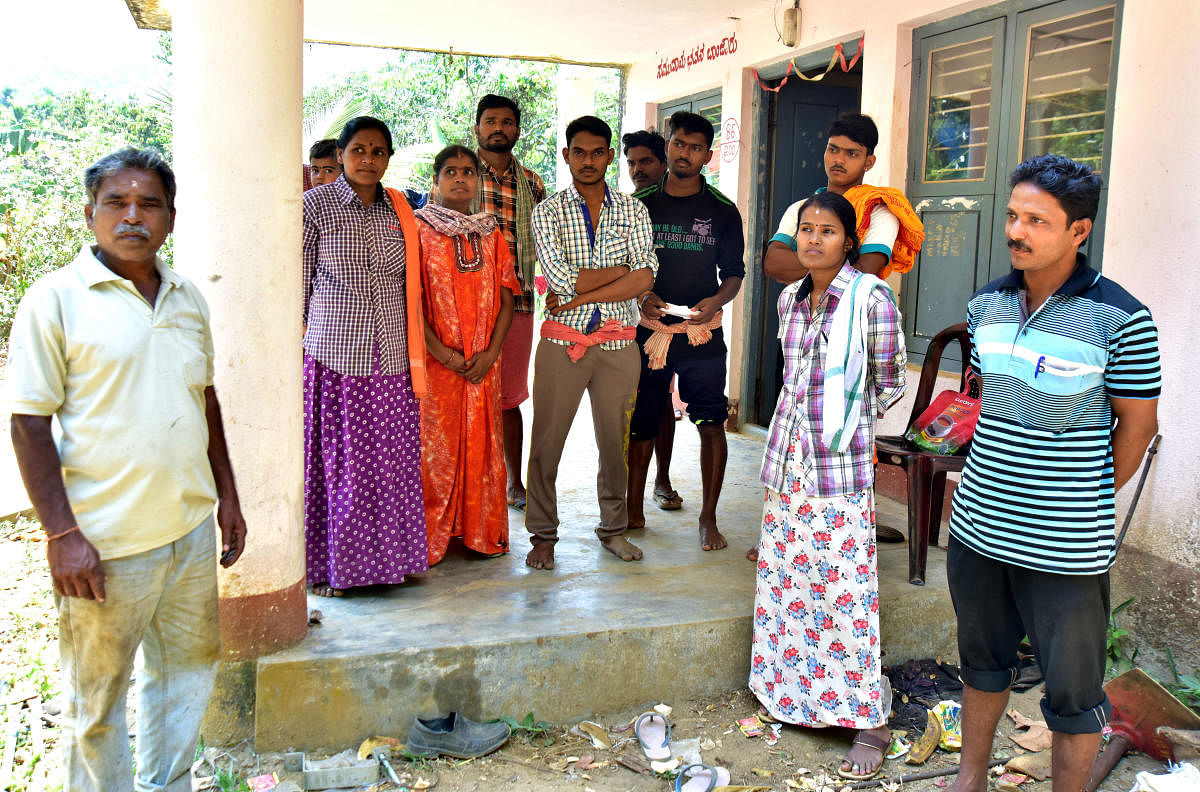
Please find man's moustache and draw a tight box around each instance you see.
[1007,238,1031,252]
[115,224,151,239]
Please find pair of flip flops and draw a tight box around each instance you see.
[634,712,730,791]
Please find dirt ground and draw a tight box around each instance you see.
[192,683,1166,792]
[0,515,1173,792]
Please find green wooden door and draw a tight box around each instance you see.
[904,17,1007,361]
[904,0,1121,363]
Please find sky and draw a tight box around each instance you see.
[2,0,399,102]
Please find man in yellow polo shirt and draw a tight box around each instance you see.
[7,148,246,792]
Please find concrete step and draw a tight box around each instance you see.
[232,430,954,753]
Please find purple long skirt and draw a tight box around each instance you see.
[304,354,428,589]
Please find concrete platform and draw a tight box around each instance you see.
[239,405,955,752]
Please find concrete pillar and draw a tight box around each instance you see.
[172,0,307,660]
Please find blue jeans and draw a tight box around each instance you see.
[57,516,220,791]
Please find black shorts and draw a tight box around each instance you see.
[947,535,1112,734]
[629,336,728,440]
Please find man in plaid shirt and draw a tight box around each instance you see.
[474,94,547,511]
[524,115,658,571]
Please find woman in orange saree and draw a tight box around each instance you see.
[416,145,520,564]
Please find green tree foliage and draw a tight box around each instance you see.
[0,90,172,344]
[304,51,562,189]
[303,51,621,191]
[1,42,621,345]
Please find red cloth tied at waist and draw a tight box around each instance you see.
[540,318,636,362]
[637,310,723,370]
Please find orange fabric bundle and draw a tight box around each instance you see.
[638,310,724,370]
[384,188,428,398]
[844,184,925,280]
[540,319,636,361]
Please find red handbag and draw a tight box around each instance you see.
[904,371,981,455]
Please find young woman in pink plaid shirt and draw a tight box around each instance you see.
[748,191,907,781]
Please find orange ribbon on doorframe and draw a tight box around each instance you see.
[753,38,865,93]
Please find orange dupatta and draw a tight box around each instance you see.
[384,188,427,399]
[843,184,926,280]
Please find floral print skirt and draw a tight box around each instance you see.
[748,485,888,728]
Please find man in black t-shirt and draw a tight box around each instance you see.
[629,111,745,551]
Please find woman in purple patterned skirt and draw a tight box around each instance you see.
[301,116,428,596]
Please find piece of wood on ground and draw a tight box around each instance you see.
[617,753,651,775]
[1157,727,1200,760]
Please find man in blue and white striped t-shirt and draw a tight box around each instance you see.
[947,155,1160,792]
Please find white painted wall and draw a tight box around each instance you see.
[620,0,1200,570]
[173,0,306,600]
[1102,0,1200,570]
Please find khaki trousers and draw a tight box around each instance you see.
[525,339,640,545]
[58,516,220,792]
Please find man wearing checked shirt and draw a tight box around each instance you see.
[525,115,658,570]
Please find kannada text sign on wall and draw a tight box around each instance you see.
[657,34,738,79]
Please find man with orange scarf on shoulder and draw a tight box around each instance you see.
[765,112,924,283]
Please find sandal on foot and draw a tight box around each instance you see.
[653,488,683,510]
[837,729,889,781]
[507,494,527,511]
[634,711,671,762]
[675,763,730,792]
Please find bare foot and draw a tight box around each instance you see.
[312,584,344,598]
[600,535,643,562]
[525,543,555,570]
[746,546,759,562]
[840,726,889,779]
[700,518,727,551]
[627,505,646,531]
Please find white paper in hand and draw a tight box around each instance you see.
[662,303,698,319]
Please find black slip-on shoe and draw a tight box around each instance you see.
[406,712,511,759]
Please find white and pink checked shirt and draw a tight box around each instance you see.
[302,175,411,377]
[760,263,907,497]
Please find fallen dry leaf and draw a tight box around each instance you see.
[650,758,680,774]
[1006,709,1035,729]
[700,738,717,751]
[750,767,774,777]
[1009,724,1052,752]
[355,735,400,761]
[573,721,612,750]
[1006,750,1052,781]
